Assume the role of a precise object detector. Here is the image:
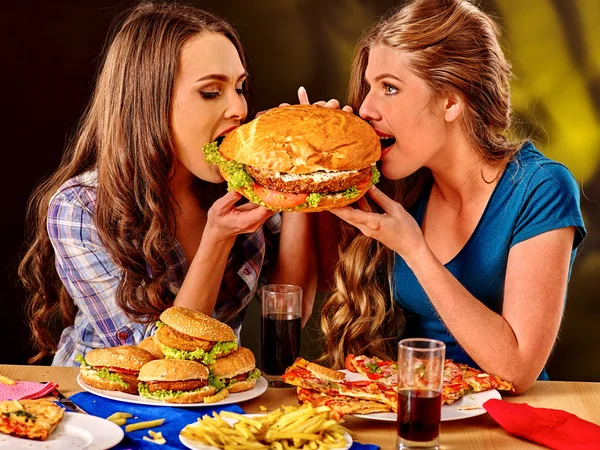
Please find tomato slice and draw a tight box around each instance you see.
[95,366,138,375]
[354,171,373,191]
[345,354,358,373]
[252,184,308,209]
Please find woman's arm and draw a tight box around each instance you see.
[48,192,157,352]
[332,185,578,393]
[269,211,318,327]
[403,226,574,393]
[173,191,274,314]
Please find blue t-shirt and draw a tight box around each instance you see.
[393,143,586,380]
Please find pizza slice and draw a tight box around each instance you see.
[296,388,392,415]
[345,354,398,388]
[282,358,347,396]
[0,399,64,441]
[458,362,515,394]
[442,359,471,405]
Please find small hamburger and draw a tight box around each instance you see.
[208,347,262,393]
[75,346,156,395]
[138,336,164,359]
[203,104,381,212]
[154,306,237,364]
[137,359,216,403]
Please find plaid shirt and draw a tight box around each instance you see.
[48,172,281,366]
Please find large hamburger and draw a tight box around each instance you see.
[154,306,237,364]
[207,347,261,393]
[76,346,156,395]
[137,359,216,403]
[203,105,381,212]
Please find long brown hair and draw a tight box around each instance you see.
[321,0,527,368]
[19,2,247,362]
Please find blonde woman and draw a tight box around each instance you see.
[321,0,585,393]
[19,3,316,366]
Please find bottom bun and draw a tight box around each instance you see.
[159,387,216,404]
[228,378,257,393]
[80,369,139,395]
[219,168,372,213]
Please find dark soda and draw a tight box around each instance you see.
[260,313,301,375]
[397,389,442,442]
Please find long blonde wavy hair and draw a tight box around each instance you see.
[19,3,247,362]
[320,0,527,368]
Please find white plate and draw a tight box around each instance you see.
[0,412,124,449]
[179,414,352,450]
[77,374,268,407]
[342,370,501,422]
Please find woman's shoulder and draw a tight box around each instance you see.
[509,142,578,191]
[49,171,98,213]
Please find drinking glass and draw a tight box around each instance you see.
[397,338,446,450]
[260,284,302,388]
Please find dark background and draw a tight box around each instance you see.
[3,1,599,380]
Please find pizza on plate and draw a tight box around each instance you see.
[0,399,64,441]
[283,355,515,416]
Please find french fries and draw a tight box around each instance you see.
[180,404,351,450]
[125,418,165,432]
[0,375,15,385]
[204,388,229,404]
[143,430,167,444]
[106,412,133,425]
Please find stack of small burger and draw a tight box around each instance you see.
[142,306,262,403]
[77,306,262,404]
[153,306,238,364]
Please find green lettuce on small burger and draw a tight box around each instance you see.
[154,306,238,365]
[203,104,381,212]
[207,347,262,393]
[138,359,216,404]
[76,345,156,395]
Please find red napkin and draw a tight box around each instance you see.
[484,398,600,450]
[0,381,59,401]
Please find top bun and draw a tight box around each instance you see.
[159,306,235,342]
[220,105,380,174]
[85,345,156,371]
[209,347,256,378]
[138,359,209,382]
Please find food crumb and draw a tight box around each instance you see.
[258,405,267,412]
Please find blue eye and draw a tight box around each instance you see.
[200,91,219,99]
[384,83,398,95]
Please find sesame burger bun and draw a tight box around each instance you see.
[159,306,236,342]
[306,362,346,382]
[215,105,381,212]
[138,359,216,404]
[209,347,257,393]
[85,345,156,371]
[138,336,164,359]
[80,346,156,394]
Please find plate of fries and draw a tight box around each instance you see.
[179,404,352,450]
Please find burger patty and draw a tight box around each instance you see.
[156,325,213,352]
[221,372,250,385]
[245,166,372,194]
[146,379,208,392]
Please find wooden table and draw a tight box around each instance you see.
[2,365,600,449]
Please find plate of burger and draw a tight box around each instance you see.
[203,104,381,212]
[76,306,266,407]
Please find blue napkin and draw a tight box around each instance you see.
[70,392,380,450]
[350,443,380,450]
[71,392,244,449]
